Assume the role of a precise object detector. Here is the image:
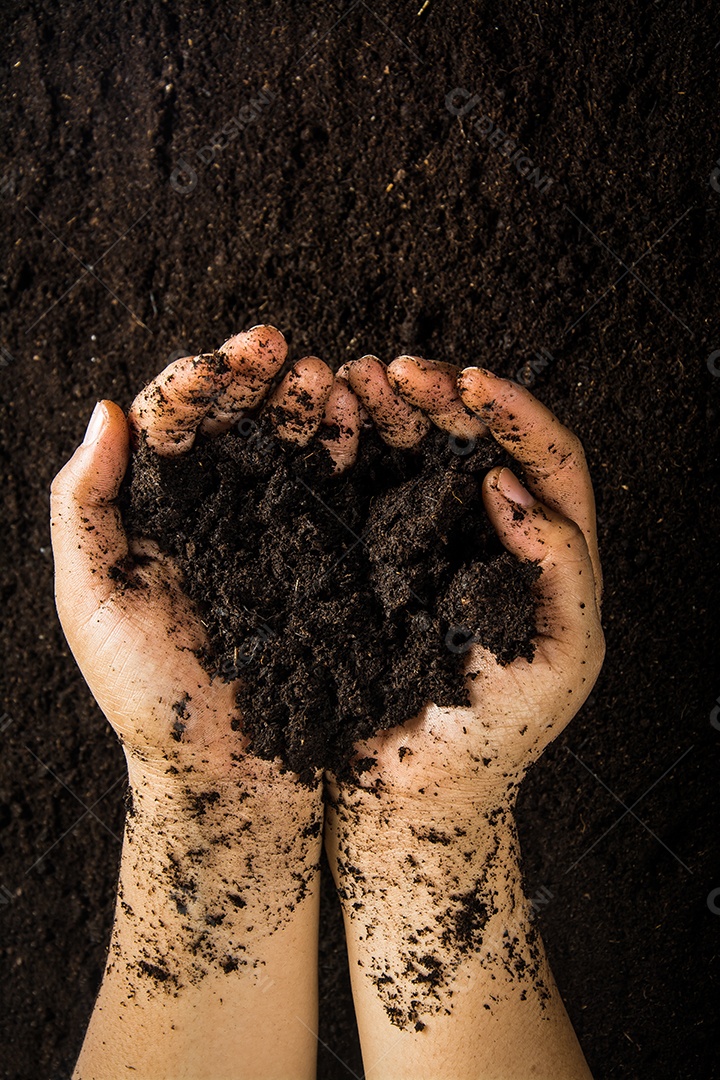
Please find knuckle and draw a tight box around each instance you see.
[551,512,586,548]
[569,431,587,461]
[50,462,73,503]
[589,631,607,677]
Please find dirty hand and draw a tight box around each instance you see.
[324,358,602,1079]
[336,355,604,804]
[50,325,358,782]
[60,325,340,1080]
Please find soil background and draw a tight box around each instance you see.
[1,1,719,1077]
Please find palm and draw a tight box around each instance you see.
[352,638,589,803]
[69,541,243,776]
[51,326,354,784]
[337,360,604,807]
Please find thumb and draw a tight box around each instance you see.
[50,400,131,635]
[483,466,603,666]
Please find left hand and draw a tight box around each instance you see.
[333,356,605,810]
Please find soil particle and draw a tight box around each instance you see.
[446,883,494,949]
[187,790,221,818]
[137,960,176,985]
[413,827,453,845]
[171,696,191,741]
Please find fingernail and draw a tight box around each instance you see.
[335,362,352,380]
[497,467,536,507]
[83,401,107,446]
[460,366,499,380]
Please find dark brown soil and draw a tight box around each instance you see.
[119,418,539,783]
[1,1,718,1078]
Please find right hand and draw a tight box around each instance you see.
[50,326,358,781]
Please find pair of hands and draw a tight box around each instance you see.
[50,324,604,810]
[54,325,604,1079]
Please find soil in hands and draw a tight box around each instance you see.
[118,417,541,784]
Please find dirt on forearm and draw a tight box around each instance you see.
[329,794,551,1031]
[117,417,541,784]
[113,777,323,994]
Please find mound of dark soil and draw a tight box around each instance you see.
[119,419,540,782]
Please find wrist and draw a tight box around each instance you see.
[122,753,323,893]
[78,742,324,1080]
[327,790,522,897]
[110,752,322,995]
[327,772,519,852]
[325,789,557,1037]
[326,796,538,1032]
[125,747,321,824]
[327,731,527,822]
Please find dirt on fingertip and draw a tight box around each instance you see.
[117,418,541,783]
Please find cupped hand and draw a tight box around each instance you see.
[336,357,605,808]
[50,325,357,782]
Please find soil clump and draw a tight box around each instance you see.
[119,421,540,782]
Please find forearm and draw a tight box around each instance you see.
[326,786,592,1080]
[76,758,323,1080]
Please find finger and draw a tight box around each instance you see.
[482,467,604,669]
[129,351,232,455]
[336,364,371,425]
[129,325,287,454]
[200,324,288,434]
[457,367,602,607]
[317,376,361,474]
[345,355,431,449]
[386,355,488,441]
[50,401,130,634]
[266,356,334,445]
